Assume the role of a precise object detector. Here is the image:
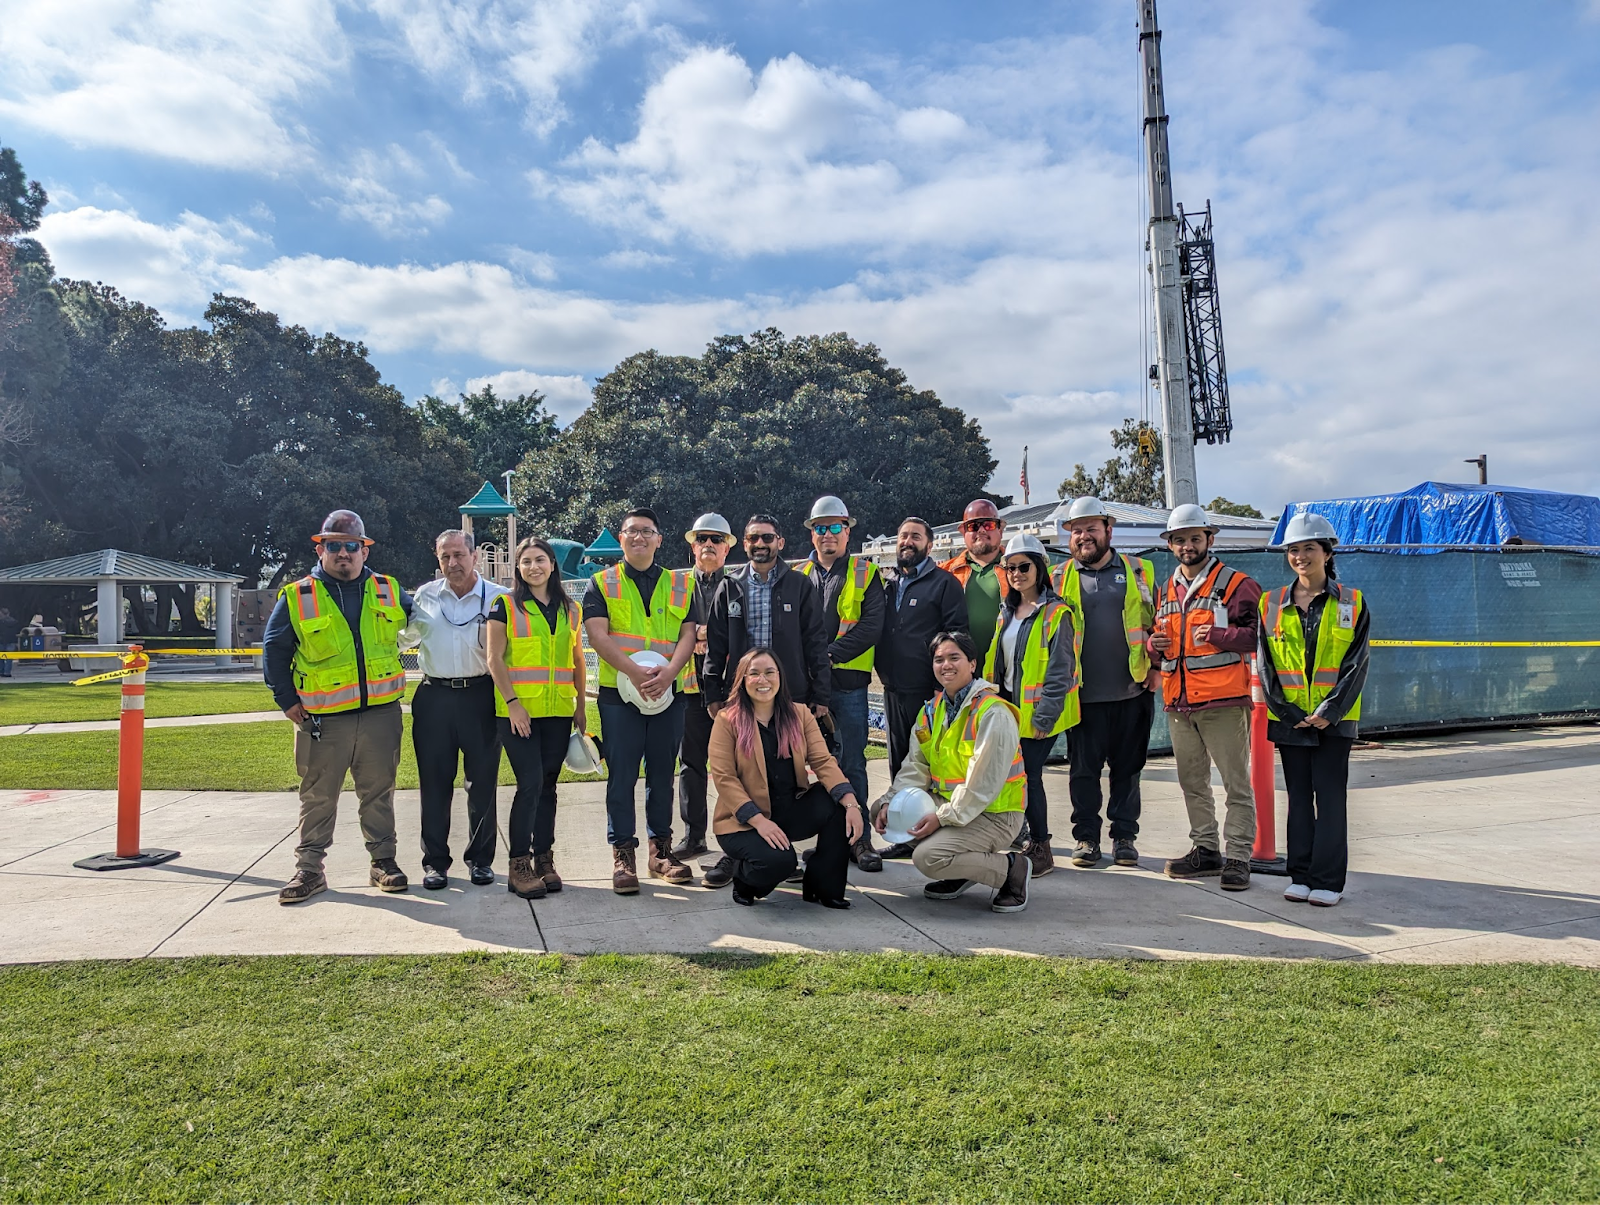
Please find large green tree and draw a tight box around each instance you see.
[514,328,1000,563]
[418,385,559,489]
[1058,419,1165,507]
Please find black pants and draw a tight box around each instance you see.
[678,694,713,839]
[497,715,571,858]
[884,688,931,779]
[1280,734,1353,893]
[1065,691,1154,845]
[1019,735,1055,847]
[600,695,685,848]
[716,783,850,900]
[413,677,501,872]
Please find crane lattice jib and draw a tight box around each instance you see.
[1177,201,1232,446]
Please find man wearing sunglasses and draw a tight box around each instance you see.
[673,513,736,879]
[263,510,414,905]
[796,495,884,871]
[938,499,1007,667]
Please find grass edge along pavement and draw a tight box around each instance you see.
[0,681,292,726]
[0,954,1595,1203]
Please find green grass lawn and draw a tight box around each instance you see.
[0,955,1593,1203]
[0,681,293,725]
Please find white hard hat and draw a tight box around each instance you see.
[617,650,675,715]
[881,787,938,845]
[808,496,856,527]
[564,730,602,775]
[1160,503,1218,539]
[1279,511,1340,548]
[685,513,735,544]
[1003,533,1048,560]
[1065,496,1113,523]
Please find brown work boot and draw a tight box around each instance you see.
[648,836,694,885]
[278,868,326,905]
[612,845,640,894]
[507,854,547,900]
[534,850,563,893]
[1027,838,1056,878]
[369,858,409,892]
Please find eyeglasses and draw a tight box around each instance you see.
[620,527,658,538]
[811,522,845,536]
[317,539,366,553]
[745,532,779,544]
[1003,562,1035,575]
[962,519,1001,533]
[693,533,726,545]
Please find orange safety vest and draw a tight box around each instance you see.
[1153,560,1252,707]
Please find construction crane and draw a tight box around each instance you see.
[1138,0,1232,508]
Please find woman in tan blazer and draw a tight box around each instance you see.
[709,647,865,908]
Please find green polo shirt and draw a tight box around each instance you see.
[963,556,1002,664]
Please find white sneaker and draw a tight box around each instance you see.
[1283,883,1311,902]
[1308,888,1342,907]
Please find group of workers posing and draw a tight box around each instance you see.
[262,495,1369,914]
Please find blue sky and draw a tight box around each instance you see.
[5,0,1599,515]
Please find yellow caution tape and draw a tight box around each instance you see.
[1371,640,1600,648]
[72,666,142,686]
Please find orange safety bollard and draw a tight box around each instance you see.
[1248,652,1288,875]
[74,646,180,872]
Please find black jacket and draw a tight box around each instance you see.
[802,553,885,693]
[877,559,968,698]
[703,560,831,708]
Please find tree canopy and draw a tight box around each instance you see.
[1058,419,1165,507]
[418,385,559,489]
[513,328,1001,564]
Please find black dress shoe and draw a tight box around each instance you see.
[850,838,883,872]
[802,888,852,910]
[731,880,757,906]
[702,856,733,889]
[422,869,448,891]
[880,841,916,860]
[469,864,495,886]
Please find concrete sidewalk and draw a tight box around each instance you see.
[3,726,1598,965]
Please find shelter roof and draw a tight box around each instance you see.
[459,481,517,516]
[0,549,244,585]
[584,528,623,557]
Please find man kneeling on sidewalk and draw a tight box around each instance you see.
[264,510,414,904]
[1148,504,1262,891]
[874,631,1032,913]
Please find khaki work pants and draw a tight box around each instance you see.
[1167,706,1255,861]
[912,810,1025,889]
[293,704,404,873]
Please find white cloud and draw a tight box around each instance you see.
[329,146,453,236]
[464,369,594,417]
[0,0,345,170]
[365,0,659,135]
[599,249,674,269]
[554,46,1130,257]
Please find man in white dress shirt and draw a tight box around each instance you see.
[401,529,511,889]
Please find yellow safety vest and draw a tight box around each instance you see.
[1260,582,1364,722]
[281,573,406,714]
[1051,553,1156,682]
[915,687,1026,814]
[496,596,582,719]
[592,564,697,693]
[984,600,1081,739]
[797,554,879,672]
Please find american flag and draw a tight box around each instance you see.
[1019,446,1030,505]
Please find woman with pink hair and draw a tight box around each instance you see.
[707,647,864,908]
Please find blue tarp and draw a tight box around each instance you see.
[1274,482,1600,553]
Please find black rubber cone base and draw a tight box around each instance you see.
[74,848,180,872]
[1250,855,1289,876]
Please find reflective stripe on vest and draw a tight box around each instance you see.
[916,689,1025,814]
[1155,561,1251,706]
[500,596,581,718]
[282,574,406,714]
[1259,583,1364,722]
[986,599,1081,739]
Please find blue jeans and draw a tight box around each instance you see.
[599,694,685,849]
[829,686,870,806]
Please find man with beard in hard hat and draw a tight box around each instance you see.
[939,499,1007,667]
[675,513,736,886]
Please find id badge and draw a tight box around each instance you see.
[1337,601,1354,629]
[1210,605,1228,630]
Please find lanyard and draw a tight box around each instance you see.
[440,579,488,627]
